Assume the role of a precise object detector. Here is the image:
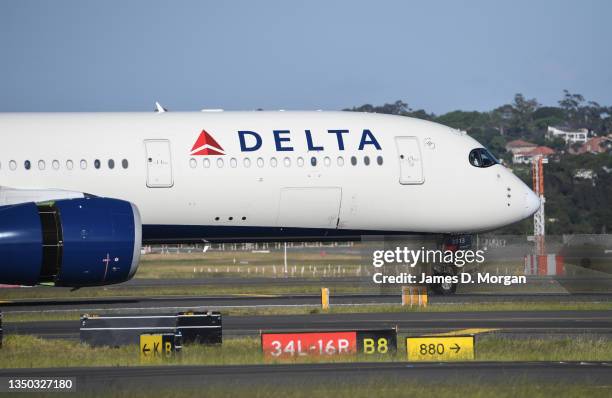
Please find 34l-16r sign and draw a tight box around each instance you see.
[261,330,397,359]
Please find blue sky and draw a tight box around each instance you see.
[1,0,610,114]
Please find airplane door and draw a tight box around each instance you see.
[144,139,174,188]
[394,136,424,185]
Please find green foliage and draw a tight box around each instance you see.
[494,153,612,235]
[343,100,435,120]
[533,106,565,120]
[435,111,490,130]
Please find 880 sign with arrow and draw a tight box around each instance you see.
[406,336,474,361]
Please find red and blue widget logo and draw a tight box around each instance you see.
[190,130,225,156]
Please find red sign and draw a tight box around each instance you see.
[261,332,357,358]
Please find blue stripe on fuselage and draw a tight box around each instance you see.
[141,224,426,244]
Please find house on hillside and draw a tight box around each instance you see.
[512,146,556,164]
[547,126,589,145]
[505,139,537,154]
[574,135,612,154]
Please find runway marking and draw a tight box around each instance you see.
[425,328,499,336]
[84,314,221,320]
[228,294,281,298]
[81,326,220,331]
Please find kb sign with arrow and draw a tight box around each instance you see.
[140,333,181,360]
[406,336,474,361]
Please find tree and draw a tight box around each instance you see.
[343,100,412,116]
[558,89,585,126]
[435,110,488,130]
[490,104,514,135]
[509,93,540,134]
[344,100,435,120]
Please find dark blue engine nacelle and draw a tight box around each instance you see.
[0,197,142,287]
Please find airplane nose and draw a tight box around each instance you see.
[524,188,540,217]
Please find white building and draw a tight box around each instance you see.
[547,126,588,145]
[574,169,595,180]
[512,146,555,164]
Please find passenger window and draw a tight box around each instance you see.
[297,157,304,167]
[364,156,370,166]
[203,158,210,168]
[377,156,383,165]
[189,158,197,168]
[283,157,291,167]
[94,159,101,169]
[122,159,129,169]
[324,156,331,167]
[337,156,344,166]
[230,158,237,168]
[310,157,317,167]
[38,160,46,170]
[270,157,278,167]
[66,160,74,170]
[257,157,264,168]
[9,160,16,171]
[24,160,31,170]
[217,158,224,168]
[350,156,357,166]
[80,160,87,169]
[52,160,60,170]
[108,159,115,169]
[243,158,251,168]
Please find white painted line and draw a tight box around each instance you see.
[81,325,221,331]
[83,315,221,320]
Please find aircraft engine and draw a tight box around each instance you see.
[0,197,141,287]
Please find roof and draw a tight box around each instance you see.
[549,125,588,133]
[586,136,611,145]
[523,146,555,156]
[506,139,536,148]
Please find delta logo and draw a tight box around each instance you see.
[190,128,382,155]
[190,130,225,155]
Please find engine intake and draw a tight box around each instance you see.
[0,197,142,287]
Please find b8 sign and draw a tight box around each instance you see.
[261,332,357,358]
[356,330,397,355]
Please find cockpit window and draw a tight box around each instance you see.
[469,148,498,168]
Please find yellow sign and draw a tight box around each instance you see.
[321,288,330,310]
[406,336,474,361]
[140,334,162,359]
[140,334,176,360]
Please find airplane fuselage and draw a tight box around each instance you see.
[0,111,539,243]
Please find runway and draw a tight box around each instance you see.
[0,362,611,390]
[113,275,612,292]
[119,275,612,286]
[2,292,611,314]
[5,310,612,339]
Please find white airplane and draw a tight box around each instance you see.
[0,110,539,288]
